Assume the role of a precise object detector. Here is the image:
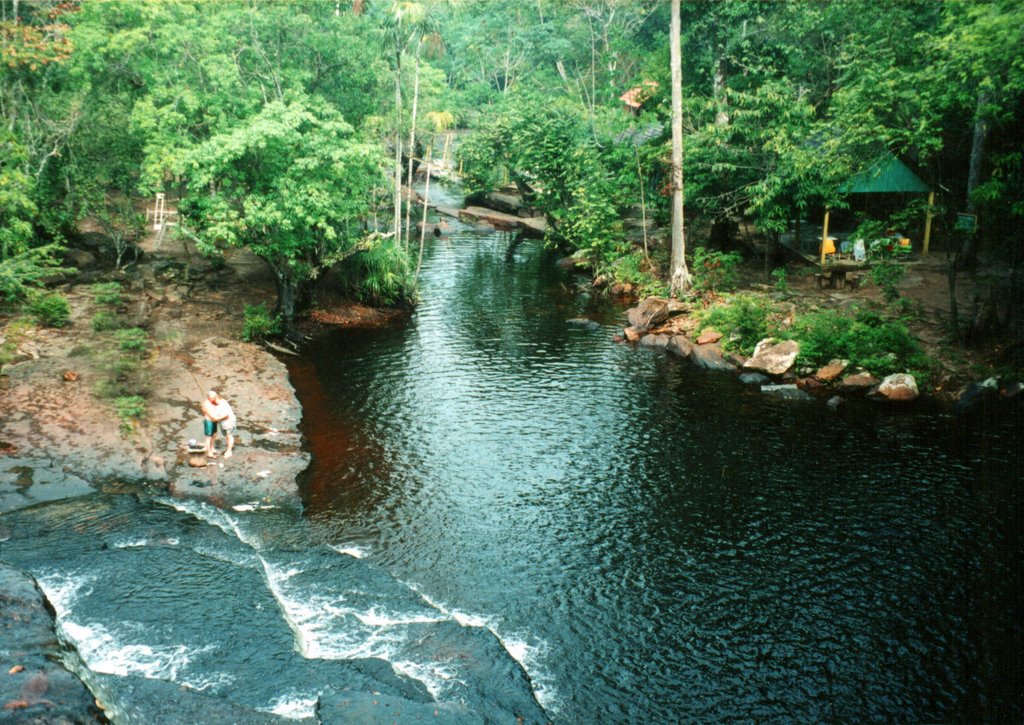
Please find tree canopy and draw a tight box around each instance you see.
[1,0,1020,315]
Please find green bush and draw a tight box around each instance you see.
[27,292,70,327]
[242,302,281,341]
[116,327,149,352]
[91,282,123,307]
[699,295,774,355]
[788,308,931,377]
[870,259,906,303]
[607,251,669,298]
[692,248,742,294]
[92,310,119,332]
[771,267,788,293]
[113,395,146,435]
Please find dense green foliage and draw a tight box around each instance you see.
[789,309,931,378]
[1,0,1021,337]
[242,303,281,343]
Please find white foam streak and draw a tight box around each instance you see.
[330,544,369,559]
[158,497,262,550]
[260,693,319,719]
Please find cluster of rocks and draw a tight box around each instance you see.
[617,296,923,408]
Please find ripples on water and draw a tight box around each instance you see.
[290,210,1024,722]
[1,197,1021,722]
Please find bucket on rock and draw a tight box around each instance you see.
[186,439,207,468]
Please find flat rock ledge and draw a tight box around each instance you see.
[1,334,308,514]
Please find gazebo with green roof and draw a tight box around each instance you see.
[820,152,936,264]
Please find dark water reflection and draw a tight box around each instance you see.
[290,217,1023,722]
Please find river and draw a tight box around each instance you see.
[2,187,1022,722]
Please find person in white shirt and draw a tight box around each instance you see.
[200,390,237,458]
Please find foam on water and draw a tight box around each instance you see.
[409,583,558,711]
[158,497,263,550]
[60,620,211,680]
[330,544,370,559]
[259,692,319,720]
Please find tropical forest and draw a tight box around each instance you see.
[1,1,1022,723]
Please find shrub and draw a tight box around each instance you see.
[242,302,281,341]
[700,295,774,355]
[870,259,905,303]
[692,248,742,294]
[116,327,149,353]
[113,395,146,435]
[92,310,119,332]
[788,308,931,377]
[91,282,123,307]
[27,292,70,327]
[607,251,669,298]
[771,267,788,293]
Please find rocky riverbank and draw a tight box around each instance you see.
[616,294,1023,412]
[1,249,308,515]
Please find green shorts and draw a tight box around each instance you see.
[204,419,218,436]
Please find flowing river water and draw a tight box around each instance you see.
[2,185,1022,722]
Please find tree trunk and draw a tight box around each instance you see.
[959,89,989,270]
[271,266,303,344]
[713,53,729,126]
[404,40,423,253]
[393,50,404,249]
[668,0,691,296]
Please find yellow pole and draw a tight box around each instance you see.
[922,190,935,256]
[820,209,831,266]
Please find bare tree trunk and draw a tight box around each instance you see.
[414,144,433,287]
[404,40,423,253]
[635,146,650,265]
[959,89,989,270]
[713,54,729,126]
[668,0,690,296]
[393,51,403,249]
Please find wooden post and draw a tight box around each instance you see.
[923,190,935,256]
[820,209,831,266]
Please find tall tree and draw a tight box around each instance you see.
[668,0,689,295]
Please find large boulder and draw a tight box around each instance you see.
[639,334,671,349]
[839,372,880,392]
[667,335,694,360]
[627,297,671,331]
[815,359,849,383]
[743,339,800,376]
[689,344,736,371]
[874,373,919,402]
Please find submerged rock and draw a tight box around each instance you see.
[760,384,814,402]
[739,372,769,385]
[826,395,846,411]
[567,318,601,331]
[318,692,477,725]
[954,377,999,414]
[0,564,98,723]
[744,339,800,376]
